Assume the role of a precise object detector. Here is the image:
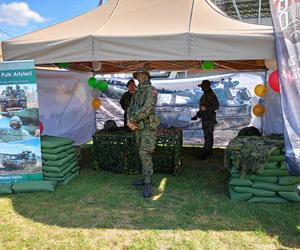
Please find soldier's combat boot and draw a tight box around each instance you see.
[143,183,152,198]
[133,178,144,187]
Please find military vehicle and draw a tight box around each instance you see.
[1,150,37,171]
[98,73,258,131]
[0,85,27,112]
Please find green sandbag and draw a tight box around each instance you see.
[61,171,79,186]
[248,196,288,203]
[67,148,76,154]
[41,136,74,149]
[12,181,57,193]
[280,161,287,170]
[44,173,72,181]
[230,166,239,175]
[278,192,300,202]
[278,176,300,185]
[247,175,278,183]
[229,187,252,201]
[70,165,80,173]
[233,186,276,197]
[258,169,289,177]
[42,158,77,173]
[229,178,253,186]
[0,183,13,194]
[44,153,76,167]
[43,161,77,178]
[42,144,72,154]
[268,155,285,162]
[264,162,279,169]
[231,173,240,178]
[270,148,283,156]
[42,151,69,161]
[252,182,297,192]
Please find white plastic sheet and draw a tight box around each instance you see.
[37,70,95,145]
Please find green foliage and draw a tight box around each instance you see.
[0,148,299,249]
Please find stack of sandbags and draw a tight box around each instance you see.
[229,149,300,203]
[41,136,80,185]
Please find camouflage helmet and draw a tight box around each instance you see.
[198,80,211,88]
[133,67,150,79]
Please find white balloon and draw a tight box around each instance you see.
[264,59,277,70]
[92,61,102,71]
[91,88,100,98]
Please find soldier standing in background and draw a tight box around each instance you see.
[192,80,219,159]
[127,67,160,198]
[119,79,136,127]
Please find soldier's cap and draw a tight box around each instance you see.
[126,79,135,87]
[133,67,150,79]
[198,80,211,88]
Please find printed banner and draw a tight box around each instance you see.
[0,60,42,183]
[270,0,300,175]
[96,72,265,146]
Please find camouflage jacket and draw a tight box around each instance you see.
[127,80,160,130]
[198,88,219,121]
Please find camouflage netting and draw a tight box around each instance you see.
[225,134,285,177]
[226,135,300,203]
[93,128,183,174]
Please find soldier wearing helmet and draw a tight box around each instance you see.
[0,116,30,142]
[191,79,219,159]
[127,67,160,198]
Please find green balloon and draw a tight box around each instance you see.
[96,80,109,92]
[88,77,97,88]
[56,62,71,68]
[201,61,214,70]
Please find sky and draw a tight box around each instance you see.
[0,0,102,41]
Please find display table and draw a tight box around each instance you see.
[93,128,182,174]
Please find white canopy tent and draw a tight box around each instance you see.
[2,0,275,66]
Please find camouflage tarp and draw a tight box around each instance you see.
[225,135,284,177]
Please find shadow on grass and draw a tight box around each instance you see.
[9,148,300,248]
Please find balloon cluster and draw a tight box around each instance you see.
[253,84,267,117]
[87,61,109,109]
[252,59,279,117]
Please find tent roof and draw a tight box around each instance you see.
[2,0,274,72]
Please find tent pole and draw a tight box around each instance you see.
[258,0,262,24]
[231,0,242,21]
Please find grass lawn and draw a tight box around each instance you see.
[0,147,299,249]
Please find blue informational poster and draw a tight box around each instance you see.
[0,60,42,183]
[270,0,300,175]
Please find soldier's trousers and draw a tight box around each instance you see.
[135,129,157,184]
[202,119,215,153]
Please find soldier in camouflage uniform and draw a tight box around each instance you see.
[119,79,136,127]
[127,67,160,198]
[192,80,219,159]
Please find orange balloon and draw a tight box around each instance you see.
[91,98,101,109]
[254,84,268,97]
[253,104,265,117]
